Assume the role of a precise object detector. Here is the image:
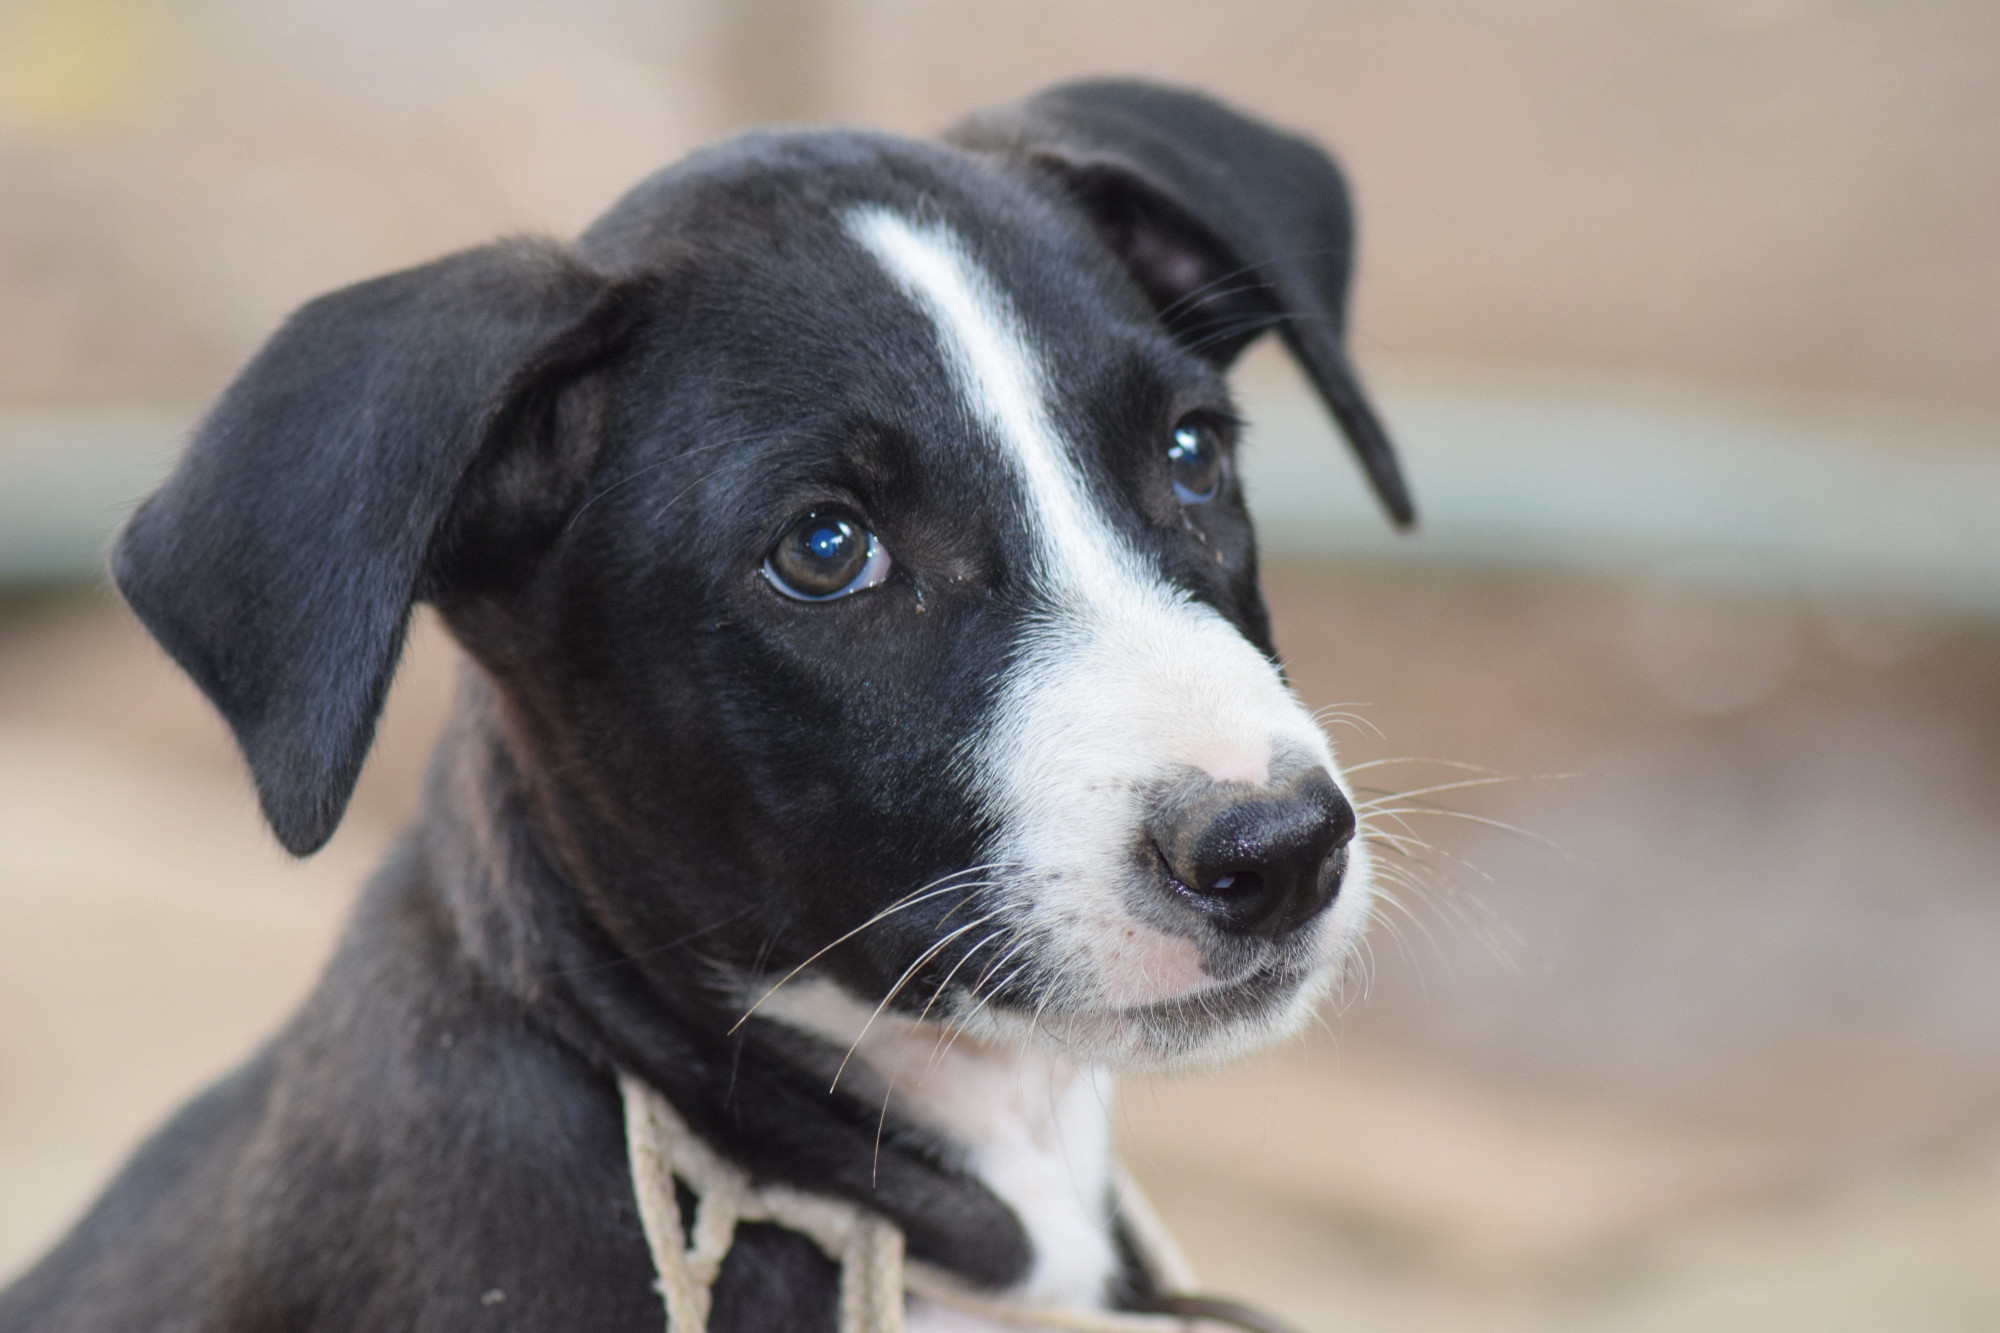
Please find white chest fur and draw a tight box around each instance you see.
[757,982,1121,1327]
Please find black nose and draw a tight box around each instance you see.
[1150,765,1357,939]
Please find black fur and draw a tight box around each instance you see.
[2,81,1402,1331]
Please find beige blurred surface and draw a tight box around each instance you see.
[5,570,1997,1327]
[1,0,1998,420]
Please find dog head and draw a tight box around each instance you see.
[113,81,1410,1070]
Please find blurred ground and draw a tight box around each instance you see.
[3,565,1995,1328]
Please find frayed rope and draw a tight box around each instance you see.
[618,1071,1296,1333]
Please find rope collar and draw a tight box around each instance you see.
[619,1071,1300,1333]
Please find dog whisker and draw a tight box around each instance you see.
[1359,804,1427,845]
[1368,854,1521,980]
[1362,889,1430,997]
[1364,816,1497,907]
[930,934,1035,1056]
[729,864,1012,1032]
[1362,805,1565,851]
[1179,307,1333,356]
[1178,317,1286,357]
[1159,279,1285,331]
[639,425,865,525]
[647,450,772,522]
[1154,258,1282,321]
[1363,825,1499,888]
[1332,744,1562,995]
[1355,772,1574,809]
[540,897,770,980]
[1342,755,1510,775]
[1308,702,1384,739]
[905,923,1021,1090]
[934,941,1038,1067]
[931,881,1006,930]
[913,928,1011,1034]
[829,912,1006,1095]
[1153,245,1355,323]
[1359,827,1433,855]
[1367,874,1440,944]
[562,432,751,535]
[869,927,1013,1181]
[940,928,1032,1032]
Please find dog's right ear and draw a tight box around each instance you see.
[951,80,1414,528]
[112,240,643,857]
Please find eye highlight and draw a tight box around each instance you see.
[1167,416,1227,504]
[763,510,892,602]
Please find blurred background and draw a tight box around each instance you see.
[2,1,1997,1327]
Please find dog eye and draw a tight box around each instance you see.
[1167,417,1227,504]
[763,510,892,601]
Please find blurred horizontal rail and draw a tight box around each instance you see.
[1241,381,2000,618]
[0,412,188,583]
[4,391,1998,616]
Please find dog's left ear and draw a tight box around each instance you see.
[950,79,1414,528]
[113,240,643,856]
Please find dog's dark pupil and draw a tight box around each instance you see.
[1168,421,1224,503]
[777,514,866,595]
[805,524,848,562]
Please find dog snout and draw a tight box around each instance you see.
[1149,765,1356,940]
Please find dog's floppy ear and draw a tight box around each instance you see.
[113,240,639,856]
[950,79,1414,528]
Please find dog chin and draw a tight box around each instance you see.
[961,949,1342,1073]
[969,871,1372,1071]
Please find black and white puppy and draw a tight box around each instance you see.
[0,81,1414,1331]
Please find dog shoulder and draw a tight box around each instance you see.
[2,860,672,1332]
[0,1049,279,1332]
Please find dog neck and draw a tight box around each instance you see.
[410,678,1145,1302]
[754,980,1123,1310]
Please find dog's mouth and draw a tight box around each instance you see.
[739,810,1368,1072]
[936,817,1369,1067]
[967,950,1330,1069]
[922,906,1343,1069]
[1119,950,1309,1021]
[735,861,1358,1074]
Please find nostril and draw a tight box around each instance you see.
[1204,870,1263,899]
[1327,791,1359,852]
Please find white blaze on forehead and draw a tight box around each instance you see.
[846,207,1368,1031]
[846,207,1133,602]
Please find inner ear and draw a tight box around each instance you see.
[1051,162,1283,368]
[432,362,617,602]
